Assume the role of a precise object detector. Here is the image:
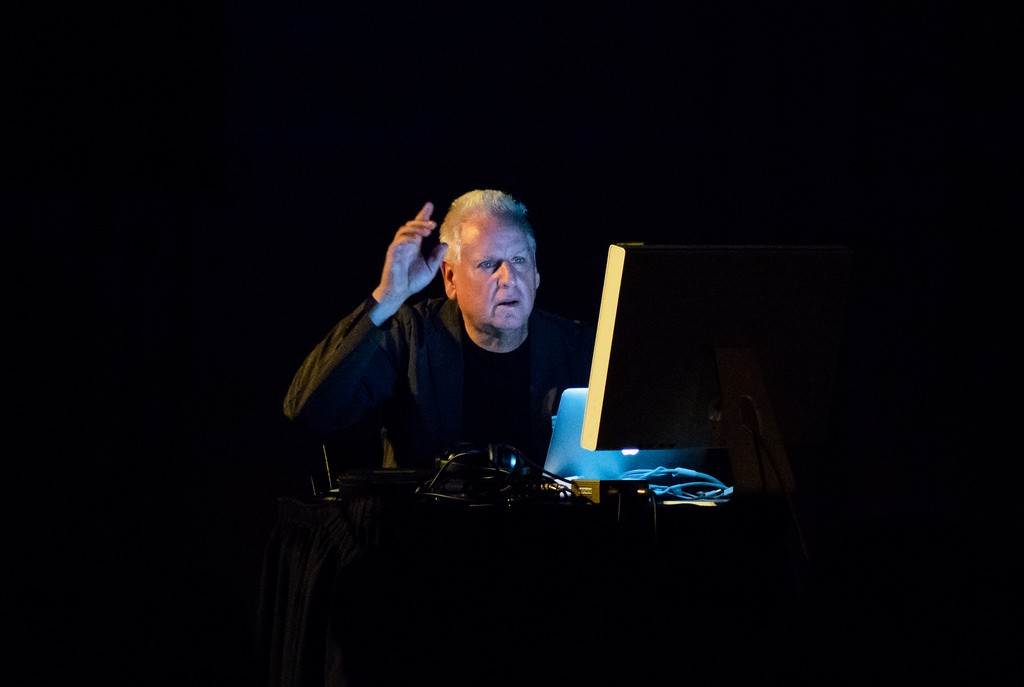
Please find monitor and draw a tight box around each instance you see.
[581,244,853,495]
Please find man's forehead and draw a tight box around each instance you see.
[461,221,531,253]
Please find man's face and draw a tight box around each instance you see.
[442,214,540,345]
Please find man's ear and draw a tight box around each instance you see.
[442,261,457,299]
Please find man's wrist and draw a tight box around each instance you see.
[368,288,401,326]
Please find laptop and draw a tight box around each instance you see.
[543,388,733,502]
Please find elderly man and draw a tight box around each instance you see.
[283,189,595,470]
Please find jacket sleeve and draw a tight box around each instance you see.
[282,296,400,433]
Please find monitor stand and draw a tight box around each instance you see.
[715,346,796,501]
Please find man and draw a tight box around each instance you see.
[283,189,595,470]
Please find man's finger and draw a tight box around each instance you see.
[414,201,434,221]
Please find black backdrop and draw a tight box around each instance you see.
[28,2,997,685]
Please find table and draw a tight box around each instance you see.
[258,490,803,687]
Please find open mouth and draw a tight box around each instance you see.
[496,299,519,308]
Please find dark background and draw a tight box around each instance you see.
[27,1,1001,685]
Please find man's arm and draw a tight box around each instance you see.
[282,296,392,431]
[283,201,448,430]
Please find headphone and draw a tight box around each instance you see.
[419,443,529,501]
[436,443,525,473]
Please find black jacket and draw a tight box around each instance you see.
[284,297,595,469]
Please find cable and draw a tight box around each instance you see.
[649,489,659,537]
[738,395,811,565]
[618,466,733,503]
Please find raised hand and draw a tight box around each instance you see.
[370,202,448,324]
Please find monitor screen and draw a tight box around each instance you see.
[582,244,853,457]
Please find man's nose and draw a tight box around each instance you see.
[495,261,516,286]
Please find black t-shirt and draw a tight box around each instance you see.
[460,333,532,459]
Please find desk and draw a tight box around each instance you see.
[258,492,803,687]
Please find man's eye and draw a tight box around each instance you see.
[511,256,526,264]
[478,260,494,269]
